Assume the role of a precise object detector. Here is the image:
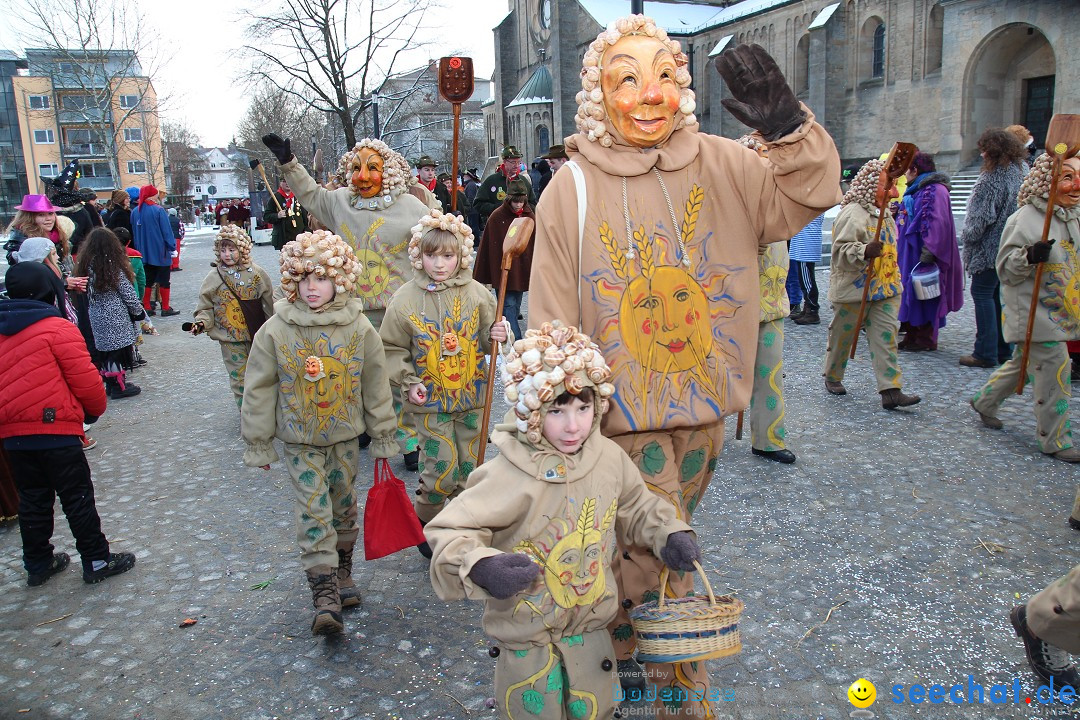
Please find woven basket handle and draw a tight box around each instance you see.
[657,560,717,609]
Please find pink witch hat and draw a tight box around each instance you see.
[15,195,60,213]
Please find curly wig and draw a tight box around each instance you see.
[576,14,697,147]
[978,128,1028,173]
[841,158,886,211]
[502,320,616,446]
[1018,153,1054,208]
[215,224,253,265]
[407,208,475,272]
[279,230,359,302]
[333,138,410,199]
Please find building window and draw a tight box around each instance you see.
[119,95,140,109]
[28,95,50,110]
[872,23,886,78]
[795,34,810,94]
[127,160,147,174]
[58,62,76,74]
[925,4,944,74]
[39,163,59,178]
[123,128,144,142]
[536,125,550,154]
[860,17,886,82]
[194,185,202,194]
[33,129,55,144]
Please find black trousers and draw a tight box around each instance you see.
[9,445,109,573]
[144,264,171,289]
[795,260,820,313]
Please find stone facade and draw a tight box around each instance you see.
[488,0,1077,173]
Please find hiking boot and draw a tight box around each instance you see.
[1010,605,1080,688]
[109,382,141,399]
[403,450,419,472]
[336,545,361,608]
[970,400,1003,430]
[959,355,996,368]
[789,304,803,319]
[617,658,648,690]
[880,388,921,410]
[28,552,70,587]
[305,566,344,635]
[1048,447,1080,463]
[752,447,796,464]
[83,552,136,584]
[793,310,820,325]
[824,380,847,395]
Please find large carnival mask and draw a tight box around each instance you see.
[351,148,384,199]
[1057,157,1080,209]
[600,34,682,149]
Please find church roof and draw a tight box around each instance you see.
[577,0,800,34]
[506,64,553,108]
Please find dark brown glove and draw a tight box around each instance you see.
[262,133,293,166]
[716,44,807,142]
[918,247,936,264]
[1026,239,1055,265]
[863,240,884,260]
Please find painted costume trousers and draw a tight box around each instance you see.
[413,410,482,524]
[1028,564,1080,655]
[824,300,903,392]
[494,629,618,720]
[393,386,419,454]
[283,440,360,570]
[971,342,1073,453]
[750,319,787,452]
[608,422,725,720]
[218,340,251,409]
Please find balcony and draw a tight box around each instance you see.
[77,176,115,190]
[57,108,108,124]
[64,143,107,157]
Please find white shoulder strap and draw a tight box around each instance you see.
[566,160,587,326]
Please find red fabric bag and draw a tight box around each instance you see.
[364,458,426,560]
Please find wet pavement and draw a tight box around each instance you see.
[1,229,1077,719]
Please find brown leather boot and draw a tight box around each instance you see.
[305,566,343,635]
[880,388,921,410]
[336,544,361,608]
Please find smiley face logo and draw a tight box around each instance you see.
[848,678,876,709]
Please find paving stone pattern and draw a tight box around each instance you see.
[1,231,1076,719]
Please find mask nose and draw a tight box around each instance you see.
[640,80,663,105]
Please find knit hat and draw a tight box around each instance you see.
[110,189,129,206]
[215,224,253,265]
[502,320,615,446]
[167,207,177,216]
[12,236,53,264]
[279,230,360,302]
[4,261,57,305]
[138,185,159,206]
[407,209,475,272]
[125,187,140,203]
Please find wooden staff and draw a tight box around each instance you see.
[849,142,917,359]
[438,56,475,214]
[735,410,744,441]
[476,217,534,466]
[250,158,295,227]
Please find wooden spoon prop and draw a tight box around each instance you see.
[250,158,295,227]
[1016,113,1080,394]
[850,142,917,359]
[476,216,534,467]
[438,57,474,213]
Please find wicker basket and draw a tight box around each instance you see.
[628,561,744,664]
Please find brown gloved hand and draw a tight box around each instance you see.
[918,247,936,264]
[716,44,807,142]
[863,240,884,260]
[1026,239,1055,265]
[261,133,293,166]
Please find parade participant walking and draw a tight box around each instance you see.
[474,146,536,225]
[260,134,431,469]
[131,185,178,317]
[958,128,1028,368]
[380,210,509,534]
[0,261,136,586]
[896,152,964,352]
[264,177,307,250]
[426,321,701,720]
[74,228,147,399]
[790,214,824,324]
[474,177,534,342]
[242,230,399,635]
[751,240,796,463]
[824,159,921,409]
[1010,569,1080,688]
[526,16,840,714]
[189,225,275,409]
[970,153,1080,463]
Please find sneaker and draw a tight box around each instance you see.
[81,436,97,451]
[27,552,70,587]
[83,552,136,584]
[617,658,648,690]
[959,355,996,368]
[1010,605,1080,688]
[160,307,180,317]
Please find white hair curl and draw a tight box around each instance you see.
[333,139,411,198]
[279,230,360,302]
[407,208,475,272]
[576,14,697,147]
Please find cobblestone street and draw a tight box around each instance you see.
[1,230,1077,720]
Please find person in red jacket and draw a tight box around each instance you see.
[0,262,136,587]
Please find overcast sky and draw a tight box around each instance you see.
[2,0,510,147]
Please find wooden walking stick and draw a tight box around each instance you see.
[1016,114,1080,394]
[438,57,474,213]
[250,158,295,227]
[849,142,917,359]
[476,217,535,466]
[735,410,744,440]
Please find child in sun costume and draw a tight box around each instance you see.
[190,225,275,408]
[426,321,702,720]
[526,15,840,713]
[823,159,921,410]
[971,153,1080,463]
[380,209,508,523]
[242,230,398,635]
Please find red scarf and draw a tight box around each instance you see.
[419,177,436,191]
[498,163,520,181]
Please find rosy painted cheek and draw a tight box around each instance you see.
[560,571,573,586]
[641,319,655,335]
[588,561,599,576]
[685,311,697,324]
